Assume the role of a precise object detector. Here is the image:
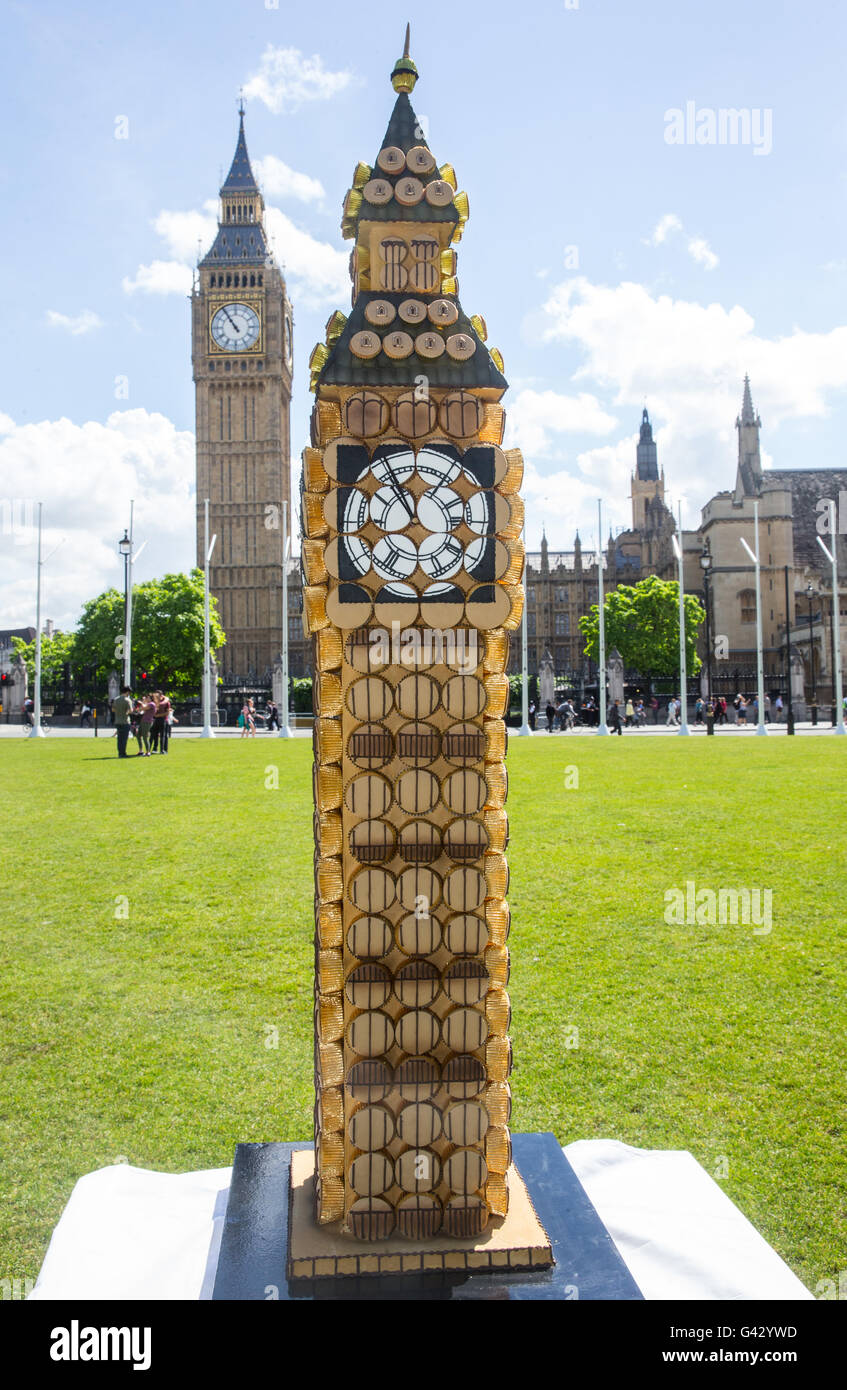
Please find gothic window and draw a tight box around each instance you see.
[740,589,756,624]
[555,587,566,602]
[258,274,263,286]
[555,613,569,635]
[226,274,232,287]
[527,613,536,636]
[250,274,255,286]
[527,587,536,604]
[379,238,408,291]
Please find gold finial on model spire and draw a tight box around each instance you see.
[391,23,418,92]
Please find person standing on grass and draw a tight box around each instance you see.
[137,694,155,756]
[113,685,133,759]
[151,691,168,753]
[158,691,173,753]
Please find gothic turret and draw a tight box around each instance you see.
[735,374,763,498]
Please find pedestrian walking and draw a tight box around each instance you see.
[545,701,556,732]
[625,698,634,727]
[775,694,784,722]
[267,700,280,731]
[528,700,536,731]
[609,699,623,735]
[240,698,257,738]
[79,702,92,728]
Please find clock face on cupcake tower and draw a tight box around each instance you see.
[210,302,261,351]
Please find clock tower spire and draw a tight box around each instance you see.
[192,108,294,684]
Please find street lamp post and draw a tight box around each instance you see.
[783,565,795,735]
[29,502,46,739]
[517,520,532,736]
[817,499,844,735]
[200,498,217,738]
[739,498,767,736]
[596,498,609,736]
[699,541,712,701]
[806,582,818,724]
[278,498,293,739]
[671,505,690,736]
[118,524,132,687]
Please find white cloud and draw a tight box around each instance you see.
[504,389,617,457]
[646,213,683,246]
[264,207,348,308]
[46,309,103,335]
[244,46,357,115]
[519,273,847,528]
[687,236,719,271]
[0,409,195,631]
[122,260,193,296]
[644,211,718,270]
[154,201,218,261]
[254,156,324,204]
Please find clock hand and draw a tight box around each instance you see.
[382,457,414,522]
[224,309,240,333]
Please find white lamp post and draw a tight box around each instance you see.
[817,498,845,735]
[29,502,45,739]
[596,498,609,736]
[200,497,217,738]
[671,504,690,736]
[517,518,532,735]
[739,498,767,736]
[278,498,293,739]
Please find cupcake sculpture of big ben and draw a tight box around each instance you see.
[296,29,552,1276]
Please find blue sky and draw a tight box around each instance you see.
[2,0,846,628]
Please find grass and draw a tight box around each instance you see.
[1,733,845,1294]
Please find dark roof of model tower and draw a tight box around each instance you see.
[221,107,259,194]
[636,407,659,480]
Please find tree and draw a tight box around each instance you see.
[11,629,76,687]
[578,575,704,678]
[73,570,226,696]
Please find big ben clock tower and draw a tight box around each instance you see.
[192,106,293,681]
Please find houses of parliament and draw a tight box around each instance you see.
[195,117,846,701]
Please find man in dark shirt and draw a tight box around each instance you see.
[113,685,133,759]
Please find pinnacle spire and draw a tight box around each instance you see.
[391,22,419,92]
[636,404,658,480]
[740,373,757,426]
[221,107,258,194]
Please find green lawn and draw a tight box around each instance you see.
[1,734,845,1294]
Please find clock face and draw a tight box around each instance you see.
[210,302,260,352]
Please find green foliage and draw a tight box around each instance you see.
[11,629,76,687]
[73,571,226,695]
[578,575,704,677]
[290,677,313,713]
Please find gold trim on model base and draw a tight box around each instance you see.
[286,1148,553,1280]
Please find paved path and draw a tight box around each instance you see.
[2,722,843,739]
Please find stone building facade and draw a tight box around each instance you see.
[193,109,294,682]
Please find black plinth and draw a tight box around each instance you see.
[212,1133,643,1301]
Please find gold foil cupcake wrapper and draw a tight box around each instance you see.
[318,948,344,994]
[483,630,508,673]
[302,538,329,586]
[483,672,509,717]
[317,764,343,812]
[319,993,344,1042]
[317,1130,345,1178]
[485,943,510,988]
[317,902,343,948]
[484,988,511,1036]
[484,763,507,808]
[318,1085,344,1132]
[317,856,343,903]
[484,852,509,900]
[484,1081,512,1127]
[502,494,524,540]
[484,720,507,762]
[503,538,525,585]
[316,627,343,672]
[316,400,342,444]
[486,1036,512,1082]
[503,584,524,631]
[485,1173,509,1218]
[303,447,329,492]
[485,1125,512,1175]
[499,449,524,495]
[318,1041,344,1088]
[317,673,342,717]
[479,403,505,445]
[303,492,329,539]
[316,1175,344,1224]
[318,810,343,857]
[483,808,508,852]
[303,584,329,632]
[315,717,342,764]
